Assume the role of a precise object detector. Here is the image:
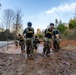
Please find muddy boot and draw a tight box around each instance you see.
[46,53,50,57]
[46,51,50,57]
[46,47,50,57]
[46,50,50,57]
[29,54,34,60]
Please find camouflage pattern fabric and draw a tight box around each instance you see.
[43,38,52,55]
[26,38,34,56]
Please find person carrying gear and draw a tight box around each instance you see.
[18,34,25,53]
[23,22,34,59]
[33,35,39,51]
[52,28,61,52]
[43,23,54,57]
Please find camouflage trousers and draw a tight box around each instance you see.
[53,37,61,51]
[33,42,38,50]
[26,38,34,55]
[43,38,52,55]
[20,42,25,52]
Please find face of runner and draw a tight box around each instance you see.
[28,26,31,28]
[50,25,54,29]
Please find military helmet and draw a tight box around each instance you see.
[27,22,32,26]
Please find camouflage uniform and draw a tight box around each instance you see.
[18,35,25,53]
[26,38,34,56]
[52,29,61,51]
[33,36,39,50]
[43,28,52,56]
[23,27,34,57]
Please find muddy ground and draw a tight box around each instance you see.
[0,40,76,75]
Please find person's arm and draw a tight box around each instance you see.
[22,29,26,38]
[43,29,46,38]
[32,28,35,37]
[54,30,61,39]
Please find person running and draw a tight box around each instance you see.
[23,22,34,58]
[43,23,54,57]
[18,34,25,53]
[52,27,61,52]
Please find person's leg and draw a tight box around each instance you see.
[26,40,30,58]
[35,43,37,50]
[57,39,61,50]
[53,39,58,51]
[30,39,34,56]
[24,43,25,51]
[46,40,51,56]
[21,43,23,53]
[53,39,60,52]
[43,41,46,56]
[56,37,61,51]
[56,43,60,51]
[22,43,25,52]
[20,43,24,53]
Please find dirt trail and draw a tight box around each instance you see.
[0,40,76,75]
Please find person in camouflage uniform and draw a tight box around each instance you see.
[18,34,25,53]
[23,22,34,58]
[33,35,39,51]
[43,23,54,57]
[52,28,61,52]
[43,23,61,56]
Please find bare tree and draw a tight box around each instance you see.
[0,0,1,7]
[3,9,15,29]
[2,9,23,41]
[13,9,23,40]
[2,9,15,50]
[0,24,4,32]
